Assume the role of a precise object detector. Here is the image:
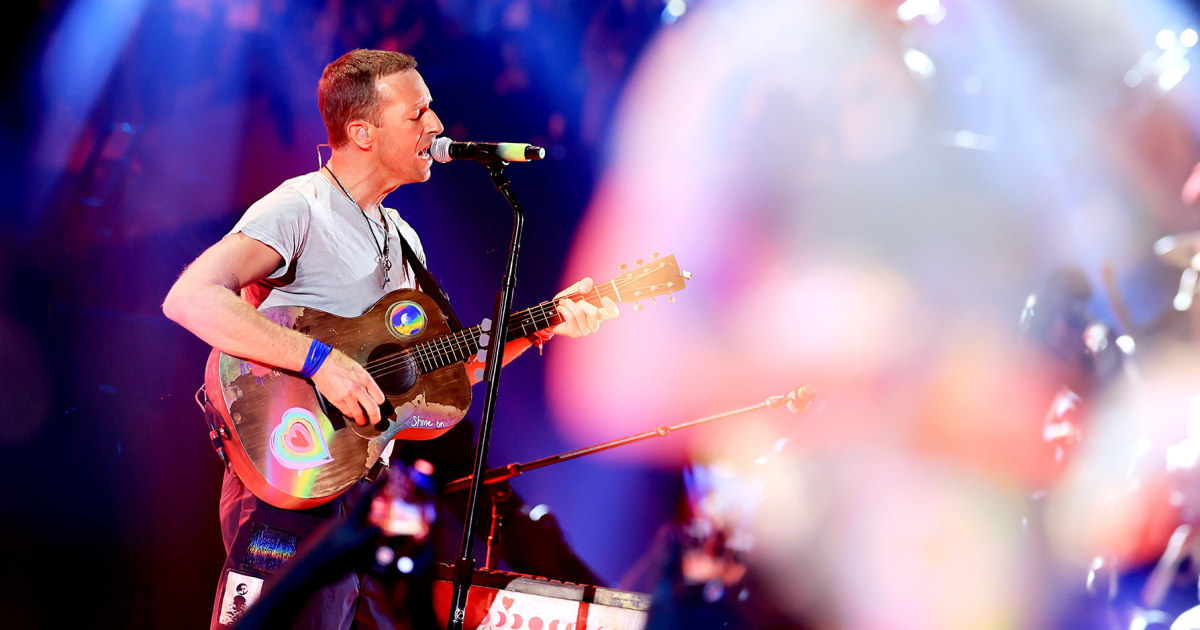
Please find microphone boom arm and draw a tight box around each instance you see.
[443,385,817,494]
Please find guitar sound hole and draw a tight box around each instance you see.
[369,344,419,397]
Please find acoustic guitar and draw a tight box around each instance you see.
[204,255,690,509]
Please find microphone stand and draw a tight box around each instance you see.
[447,158,524,630]
[442,385,816,570]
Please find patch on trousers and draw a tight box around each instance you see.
[240,521,299,576]
[217,570,263,627]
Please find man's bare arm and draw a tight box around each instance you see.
[162,233,385,425]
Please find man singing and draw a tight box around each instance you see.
[163,49,617,630]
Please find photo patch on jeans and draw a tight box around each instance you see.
[240,521,299,576]
[217,570,263,626]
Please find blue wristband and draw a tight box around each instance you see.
[300,339,332,379]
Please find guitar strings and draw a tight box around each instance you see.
[358,263,677,379]
[359,297,565,379]
[357,279,633,379]
[359,289,585,375]
[364,285,589,374]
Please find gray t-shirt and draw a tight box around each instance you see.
[231,170,424,316]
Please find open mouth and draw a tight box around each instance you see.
[417,146,431,159]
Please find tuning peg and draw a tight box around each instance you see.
[651,297,658,306]
[652,252,660,259]
[634,303,643,312]
[619,263,628,271]
[668,293,675,303]
[635,258,644,266]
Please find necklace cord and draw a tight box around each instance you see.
[324,165,393,287]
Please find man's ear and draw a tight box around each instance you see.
[348,121,372,149]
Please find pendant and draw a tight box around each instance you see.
[379,255,392,286]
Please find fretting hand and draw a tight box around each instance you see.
[550,277,619,338]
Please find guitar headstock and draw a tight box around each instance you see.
[608,253,692,310]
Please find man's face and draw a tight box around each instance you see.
[370,69,443,186]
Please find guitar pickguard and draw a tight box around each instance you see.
[365,392,466,463]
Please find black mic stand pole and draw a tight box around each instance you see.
[447,157,524,630]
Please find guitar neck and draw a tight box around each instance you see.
[412,284,616,371]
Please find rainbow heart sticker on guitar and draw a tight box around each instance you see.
[270,408,334,470]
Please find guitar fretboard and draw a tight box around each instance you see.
[363,284,615,380]
[409,281,620,372]
[359,255,686,381]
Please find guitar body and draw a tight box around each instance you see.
[204,289,472,509]
[200,254,690,510]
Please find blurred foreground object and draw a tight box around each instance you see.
[229,464,437,629]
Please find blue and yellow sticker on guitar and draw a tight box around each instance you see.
[387,301,426,338]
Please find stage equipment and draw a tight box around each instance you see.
[431,564,651,630]
[442,386,816,568]
[431,137,545,163]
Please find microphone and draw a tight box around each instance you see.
[430,137,545,163]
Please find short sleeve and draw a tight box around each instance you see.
[230,188,313,280]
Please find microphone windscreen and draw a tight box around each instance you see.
[430,136,454,163]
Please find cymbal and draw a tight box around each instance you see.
[1154,231,1200,269]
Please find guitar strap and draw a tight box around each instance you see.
[398,234,464,332]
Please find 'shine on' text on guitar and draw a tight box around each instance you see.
[204,255,690,509]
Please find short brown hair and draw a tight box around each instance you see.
[318,49,418,148]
